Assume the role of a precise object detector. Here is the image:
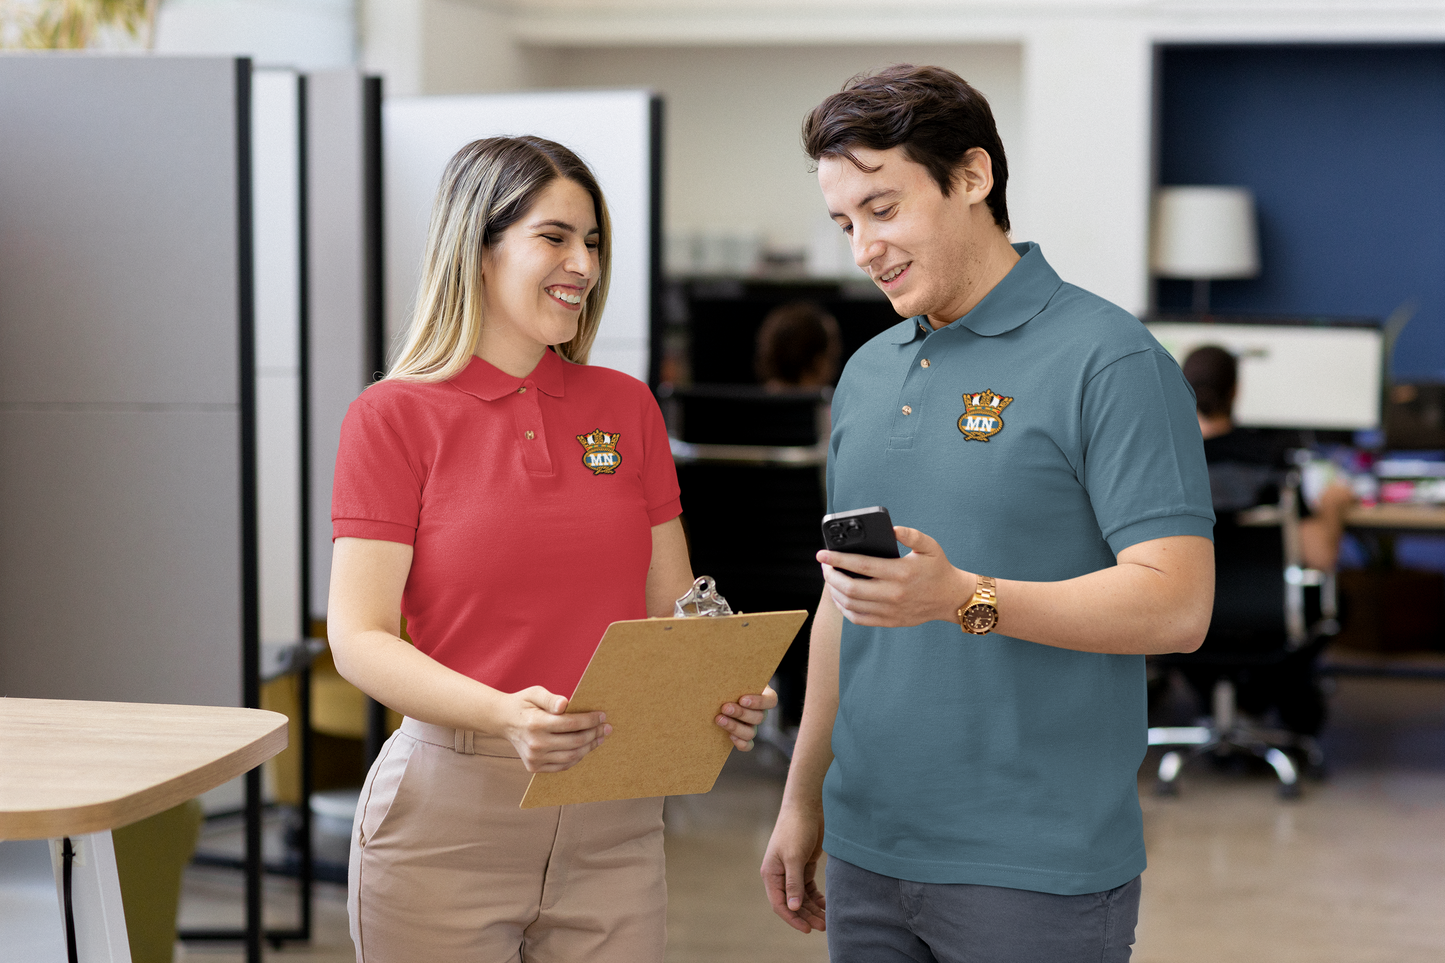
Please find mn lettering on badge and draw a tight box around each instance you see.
[577,429,623,474]
[958,390,1013,442]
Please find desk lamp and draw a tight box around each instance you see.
[1151,186,1260,315]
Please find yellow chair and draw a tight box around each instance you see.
[112,800,204,963]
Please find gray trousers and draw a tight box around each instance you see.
[826,856,1140,963]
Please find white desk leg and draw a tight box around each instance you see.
[48,832,132,963]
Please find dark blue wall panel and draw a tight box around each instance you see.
[1158,44,1445,381]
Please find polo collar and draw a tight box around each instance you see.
[888,242,1062,344]
[450,347,567,402]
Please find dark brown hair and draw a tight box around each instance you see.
[755,302,842,386]
[1182,345,1237,418]
[802,64,1010,231]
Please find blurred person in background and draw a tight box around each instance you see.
[755,300,842,390]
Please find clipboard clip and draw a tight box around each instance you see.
[674,576,734,618]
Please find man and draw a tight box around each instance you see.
[1180,344,1353,739]
[759,65,1216,962]
[1184,344,1354,571]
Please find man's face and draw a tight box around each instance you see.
[818,145,990,327]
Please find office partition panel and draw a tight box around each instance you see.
[254,68,306,650]
[305,70,385,622]
[0,55,256,711]
[383,90,660,381]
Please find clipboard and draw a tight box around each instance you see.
[519,609,808,809]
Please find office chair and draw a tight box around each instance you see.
[663,384,830,756]
[1148,472,1338,799]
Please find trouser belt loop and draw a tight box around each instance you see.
[454,729,476,754]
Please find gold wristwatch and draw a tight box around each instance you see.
[957,575,999,635]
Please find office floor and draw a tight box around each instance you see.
[175,675,1445,962]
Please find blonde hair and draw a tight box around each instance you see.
[387,136,613,383]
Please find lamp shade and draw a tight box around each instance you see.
[1151,186,1260,279]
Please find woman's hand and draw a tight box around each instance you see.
[499,686,611,773]
[716,686,778,751]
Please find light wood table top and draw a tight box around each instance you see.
[1345,503,1445,530]
[0,698,287,840]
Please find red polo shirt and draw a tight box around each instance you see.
[332,349,682,697]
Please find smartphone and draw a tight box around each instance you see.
[821,506,901,579]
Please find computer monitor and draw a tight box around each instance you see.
[1147,319,1383,431]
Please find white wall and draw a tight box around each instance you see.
[360,0,519,96]
[358,0,1445,316]
[155,0,356,69]
[528,43,1021,259]
[1014,21,1153,314]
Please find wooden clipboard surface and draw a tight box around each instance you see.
[520,609,807,809]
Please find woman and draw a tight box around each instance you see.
[328,136,776,963]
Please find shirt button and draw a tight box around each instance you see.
[920,359,930,368]
[901,405,912,415]
[524,430,535,440]
[518,386,527,394]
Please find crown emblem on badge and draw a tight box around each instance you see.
[958,389,1013,442]
[576,429,622,475]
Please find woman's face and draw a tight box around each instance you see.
[479,177,601,358]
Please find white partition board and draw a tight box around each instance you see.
[0,55,250,708]
[1148,322,1384,431]
[254,68,304,647]
[306,70,380,621]
[384,90,656,381]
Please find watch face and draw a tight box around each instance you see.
[962,604,997,634]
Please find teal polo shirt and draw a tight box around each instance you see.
[822,242,1213,895]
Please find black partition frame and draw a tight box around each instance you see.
[174,57,267,963]
[648,95,666,391]
[179,64,318,958]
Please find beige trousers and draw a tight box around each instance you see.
[348,717,666,963]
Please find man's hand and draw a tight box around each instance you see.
[499,686,610,773]
[819,526,971,627]
[761,803,827,933]
[716,686,778,750]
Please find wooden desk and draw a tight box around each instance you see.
[1345,503,1445,531]
[1329,504,1445,679]
[1245,502,1445,531]
[0,699,287,962]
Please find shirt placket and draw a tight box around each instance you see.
[887,326,938,451]
[512,381,553,475]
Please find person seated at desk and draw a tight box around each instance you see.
[1182,344,1356,737]
[1185,345,1355,570]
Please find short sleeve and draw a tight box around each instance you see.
[331,395,424,545]
[1080,347,1215,554]
[639,389,682,526]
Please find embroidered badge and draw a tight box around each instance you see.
[576,429,622,474]
[958,390,1013,442]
